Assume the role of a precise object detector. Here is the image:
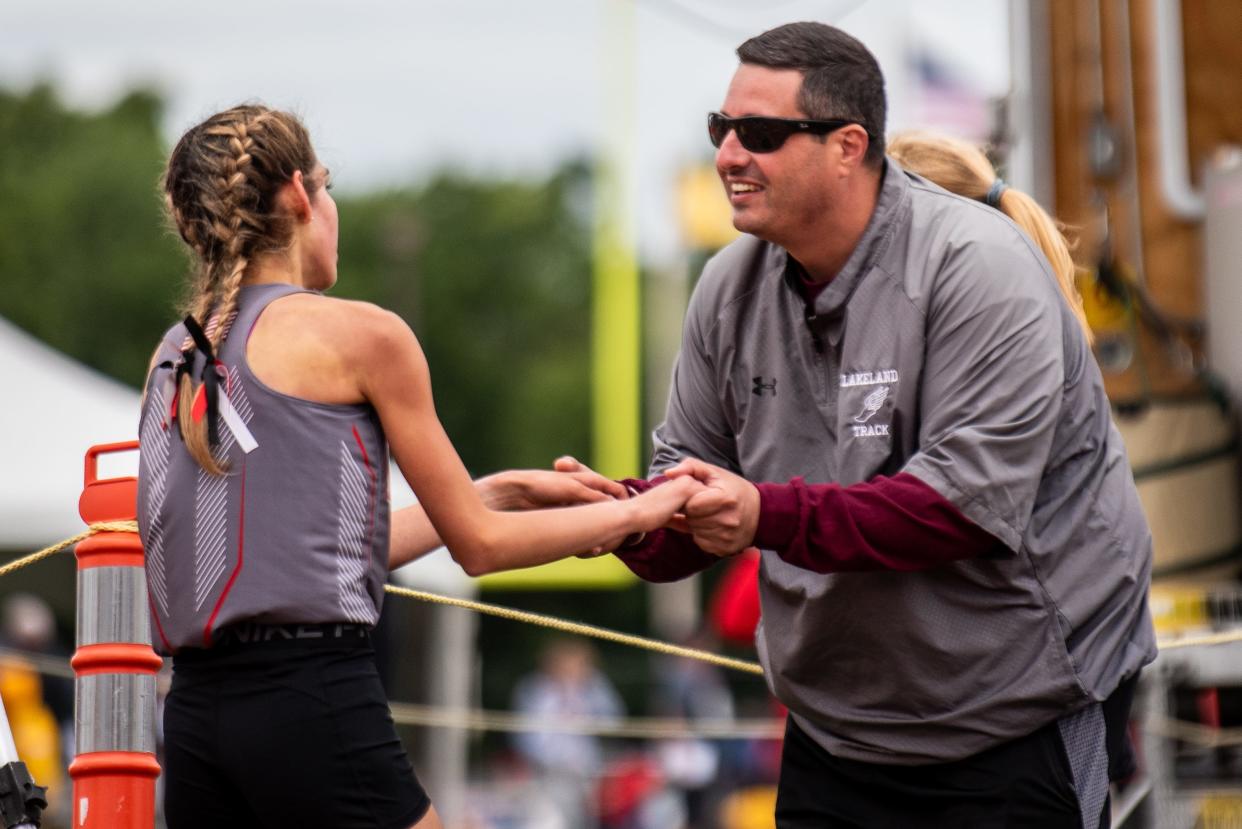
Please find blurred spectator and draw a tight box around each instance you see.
[0,592,73,725]
[0,593,70,826]
[651,633,736,829]
[512,639,624,828]
[598,752,682,829]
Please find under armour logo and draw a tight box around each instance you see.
[752,377,777,397]
[853,386,889,422]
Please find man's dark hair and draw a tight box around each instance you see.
[737,22,887,167]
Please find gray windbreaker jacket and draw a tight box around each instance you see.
[651,159,1157,764]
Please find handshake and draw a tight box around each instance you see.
[480,456,761,557]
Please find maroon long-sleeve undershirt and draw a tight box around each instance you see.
[615,472,1000,582]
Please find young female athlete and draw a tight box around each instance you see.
[137,103,701,829]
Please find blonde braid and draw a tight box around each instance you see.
[163,103,318,475]
[175,112,263,474]
[203,116,263,344]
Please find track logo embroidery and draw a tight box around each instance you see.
[841,369,898,439]
[840,369,899,388]
[853,385,889,423]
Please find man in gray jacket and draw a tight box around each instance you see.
[562,21,1154,828]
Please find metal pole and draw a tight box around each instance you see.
[1007,0,1057,209]
[420,603,477,825]
[70,442,159,829]
[1149,0,1205,219]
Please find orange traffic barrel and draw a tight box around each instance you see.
[70,441,160,829]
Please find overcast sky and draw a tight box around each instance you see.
[2,0,1009,262]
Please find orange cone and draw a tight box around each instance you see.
[70,442,160,829]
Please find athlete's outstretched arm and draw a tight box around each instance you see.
[387,469,630,570]
[352,307,703,575]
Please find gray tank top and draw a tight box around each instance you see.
[137,283,390,654]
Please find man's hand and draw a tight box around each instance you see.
[665,458,760,556]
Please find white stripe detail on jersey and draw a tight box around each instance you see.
[336,441,376,623]
[218,390,257,453]
[216,366,255,454]
[139,386,173,615]
[189,368,254,614]
[226,367,254,423]
[158,374,176,429]
[220,367,256,452]
[193,466,229,612]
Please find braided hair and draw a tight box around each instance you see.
[162,104,319,473]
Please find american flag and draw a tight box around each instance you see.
[909,49,992,142]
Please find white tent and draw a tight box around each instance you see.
[1,315,142,549]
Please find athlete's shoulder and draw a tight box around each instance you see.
[319,297,419,364]
[154,318,189,350]
[268,293,407,336]
[252,293,418,376]
[335,297,411,339]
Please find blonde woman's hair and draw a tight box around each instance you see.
[887,131,1092,345]
[162,104,319,473]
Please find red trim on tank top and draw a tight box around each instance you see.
[148,594,173,654]
[351,425,378,559]
[203,462,247,647]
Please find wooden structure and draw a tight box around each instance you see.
[1047,0,1242,403]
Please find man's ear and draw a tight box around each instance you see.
[836,124,871,168]
[276,169,313,223]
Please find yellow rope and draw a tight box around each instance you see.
[6,521,1242,676]
[0,520,138,579]
[11,637,1242,749]
[1152,629,1242,650]
[1145,714,1242,748]
[383,584,764,675]
[387,701,783,740]
[0,522,763,675]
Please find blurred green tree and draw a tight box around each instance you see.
[0,84,594,474]
[0,84,185,386]
[336,164,594,474]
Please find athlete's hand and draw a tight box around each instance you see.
[552,456,637,555]
[552,456,632,499]
[628,475,707,533]
[558,454,705,556]
[477,467,626,511]
[664,458,760,556]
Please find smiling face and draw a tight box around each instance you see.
[715,64,842,251]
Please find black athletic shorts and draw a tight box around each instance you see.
[163,623,431,829]
[774,712,1113,829]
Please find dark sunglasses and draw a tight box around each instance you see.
[707,112,864,153]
